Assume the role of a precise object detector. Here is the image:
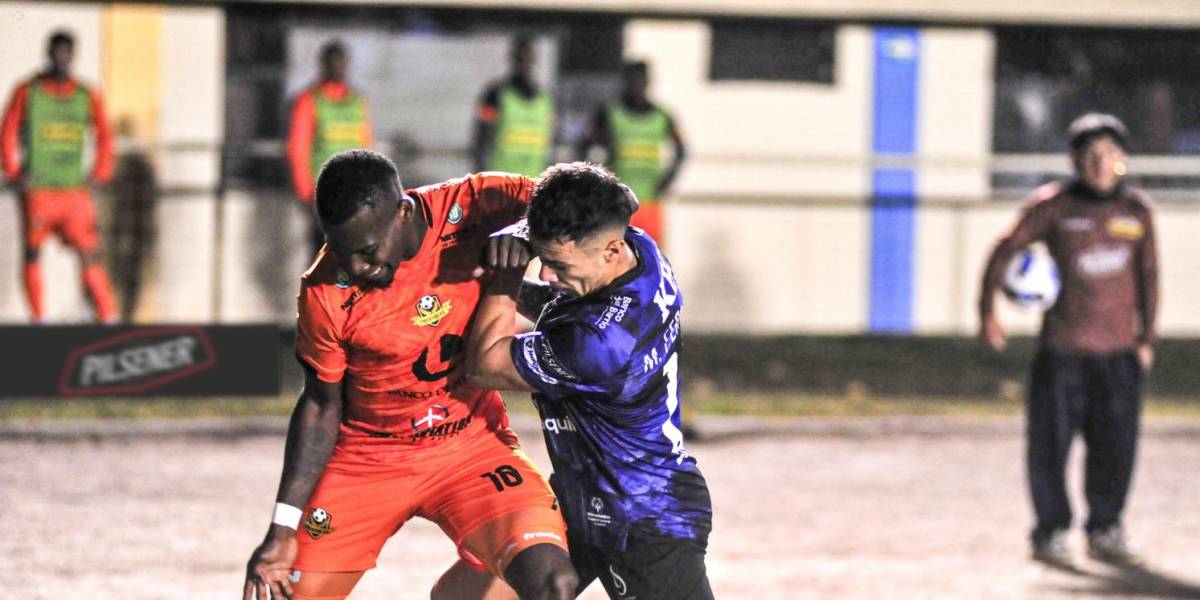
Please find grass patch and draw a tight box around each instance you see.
[1,393,1197,422]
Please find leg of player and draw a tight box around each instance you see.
[22,247,44,323]
[504,543,577,600]
[431,560,518,600]
[287,570,364,600]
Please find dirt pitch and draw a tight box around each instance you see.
[2,414,1198,599]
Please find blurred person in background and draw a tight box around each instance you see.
[979,113,1158,569]
[466,163,714,599]
[579,60,686,248]
[1,30,119,324]
[287,40,374,259]
[243,150,576,600]
[472,34,556,178]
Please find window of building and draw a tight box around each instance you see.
[708,19,835,84]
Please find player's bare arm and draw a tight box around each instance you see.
[466,267,536,393]
[243,361,344,600]
[656,116,688,197]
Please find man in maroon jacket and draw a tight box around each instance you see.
[979,113,1158,569]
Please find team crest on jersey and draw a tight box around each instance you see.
[303,507,336,539]
[412,294,453,327]
[447,203,463,224]
[1106,216,1144,240]
[335,269,352,289]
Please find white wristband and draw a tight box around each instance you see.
[272,502,303,530]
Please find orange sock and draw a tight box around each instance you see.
[23,262,44,322]
[82,263,119,323]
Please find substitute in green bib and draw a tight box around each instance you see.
[580,60,687,248]
[472,36,556,178]
[287,40,374,256]
[1,30,118,323]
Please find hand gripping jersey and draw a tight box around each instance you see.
[296,173,530,463]
[511,228,712,550]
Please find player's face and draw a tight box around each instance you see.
[532,233,624,297]
[1073,134,1126,195]
[322,50,348,82]
[323,186,416,289]
[49,42,73,75]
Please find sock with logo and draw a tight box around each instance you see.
[23,261,45,322]
[82,263,119,323]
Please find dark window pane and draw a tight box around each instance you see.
[994,26,1200,155]
[709,20,835,83]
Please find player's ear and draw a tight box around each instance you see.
[602,237,625,262]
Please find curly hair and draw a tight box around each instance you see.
[528,162,633,243]
[314,149,401,227]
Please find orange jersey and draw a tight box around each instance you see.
[296,172,531,462]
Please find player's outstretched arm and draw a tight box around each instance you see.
[466,268,537,393]
[244,362,344,600]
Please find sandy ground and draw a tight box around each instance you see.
[2,415,1199,599]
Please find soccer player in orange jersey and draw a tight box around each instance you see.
[242,150,576,600]
[1,31,118,323]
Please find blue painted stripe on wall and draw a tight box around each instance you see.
[869,27,920,333]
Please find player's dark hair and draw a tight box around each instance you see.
[622,60,648,79]
[529,162,633,243]
[1068,112,1129,152]
[314,149,402,227]
[320,40,346,62]
[48,30,75,52]
[511,34,534,56]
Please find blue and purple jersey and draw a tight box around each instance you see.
[511,228,711,550]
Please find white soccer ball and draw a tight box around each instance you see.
[418,295,437,311]
[311,508,329,524]
[1003,245,1061,310]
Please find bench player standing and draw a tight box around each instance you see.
[1,30,118,323]
[242,150,576,600]
[467,163,714,599]
[979,113,1158,568]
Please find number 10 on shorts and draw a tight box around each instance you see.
[481,464,525,492]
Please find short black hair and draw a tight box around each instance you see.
[320,40,346,62]
[529,162,633,243]
[511,34,534,55]
[314,149,402,227]
[622,60,648,79]
[48,30,75,52]
[1067,112,1129,152]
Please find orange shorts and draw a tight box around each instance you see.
[22,187,98,252]
[293,428,567,577]
[630,201,664,249]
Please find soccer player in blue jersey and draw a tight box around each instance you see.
[466,162,713,599]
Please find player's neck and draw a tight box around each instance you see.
[594,243,638,294]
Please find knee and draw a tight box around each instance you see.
[547,567,579,599]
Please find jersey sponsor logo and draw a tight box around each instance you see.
[586,496,612,528]
[447,203,464,224]
[411,404,449,432]
[596,295,632,330]
[1107,216,1145,240]
[522,531,564,542]
[542,415,578,435]
[1060,217,1094,232]
[411,415,472,442]
[412,294,453,327]
[535,338,579,381]
[608,565,630,597]
[521,335,559,385]
[439,225,478,247]
[412,334,464,382]
[340,288,368,311]
[303,507,336,539]
[335,269,352,289]
[1077,245,1132,278]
